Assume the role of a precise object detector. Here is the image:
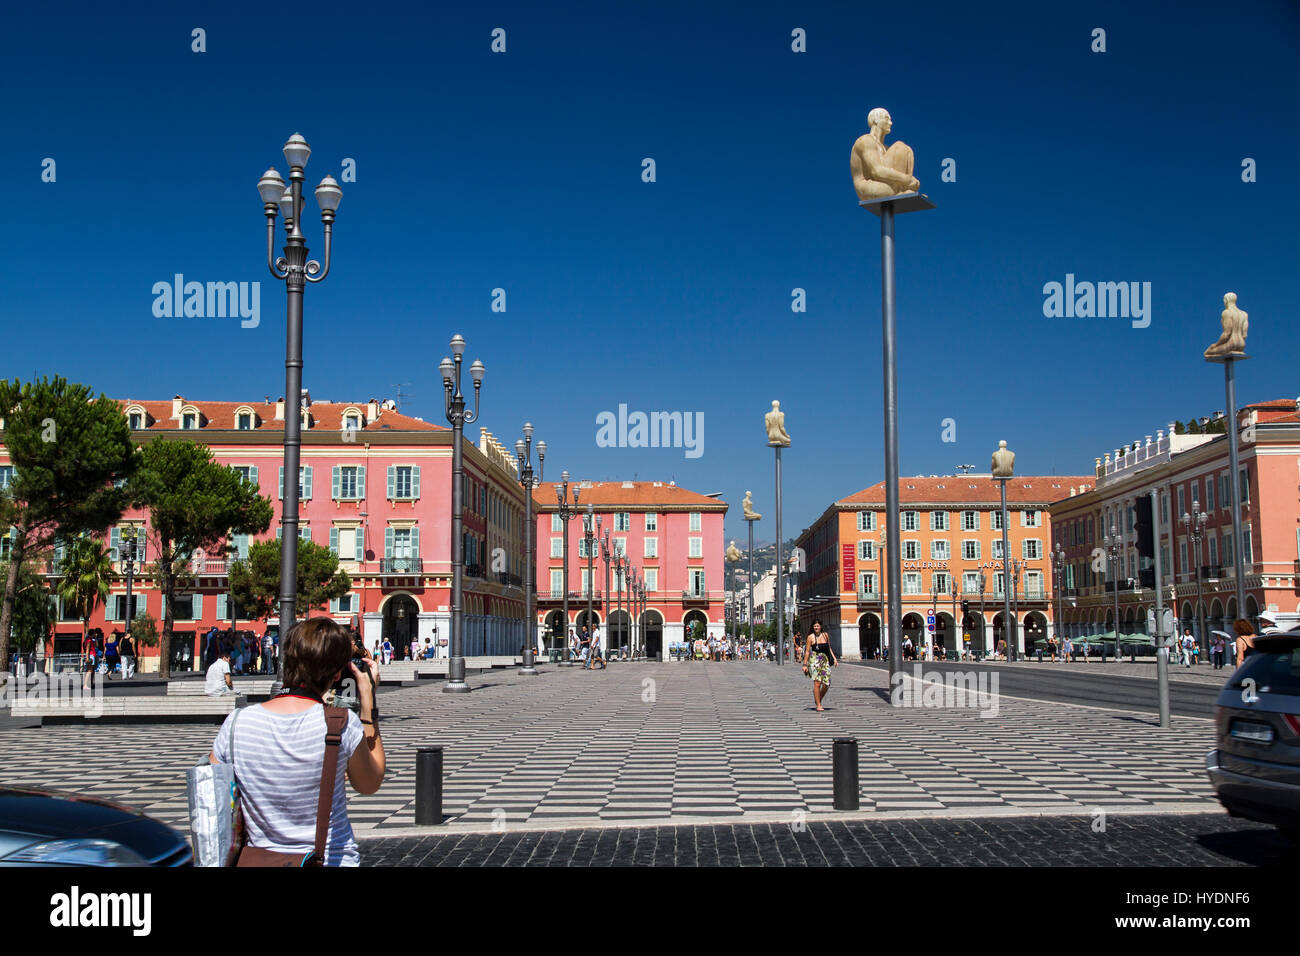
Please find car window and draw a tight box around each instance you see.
[1230,646,1300,695]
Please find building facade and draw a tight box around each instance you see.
[1050,400,1300,646]
[797,474,1091,659]
[6,394,530,671]
[533,480,727,660]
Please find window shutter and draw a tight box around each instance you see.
[300,526,311,543]
[411,527,420,559]
[276,527,283,541]
[303,466,312,500]
[109,527,121,561]
[384,527,394,559]
[278,466,284,499]
[216,593,227,620]
[193,594,204,620]
[329,596,338,613]
[386,466,395,499]
[355,529,364,562]
[332,465,340,499]
[329,527,339,554]
[357,466,366,500]
[412,466,421,499]
[135,593,146,616]
[249,466,258,487]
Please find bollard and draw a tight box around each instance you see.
[415,746,444,825]
[1036,648,1043,663]
[832,737,860,811]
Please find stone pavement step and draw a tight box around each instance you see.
[168,680,275,696]
[11,693,243,723]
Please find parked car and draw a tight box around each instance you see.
[1206,630,1300,838]
[0,786,192,866]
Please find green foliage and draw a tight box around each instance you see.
[128,439,273,677]
[0,376,137,672]
[229,537,351,622]
[0,561,52,653]
[55,537,114,641]
[129,612,159,648]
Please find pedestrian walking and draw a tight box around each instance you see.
[104,631,120,679]
[119,632,135,679]
[1210,633,1225,670]
[380,638,393,665]
[588,628,606,670]
[1233,618,1257,667]
[1062,637,1073,662]
[802,620,838,712]
[207,618,385,866]
[1180,628,1195,667]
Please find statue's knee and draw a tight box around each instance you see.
[886,142,914,174]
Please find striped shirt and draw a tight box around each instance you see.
[213,703,364,866]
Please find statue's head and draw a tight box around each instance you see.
[1224,292,1237,306]
[771,400,781,410]
[868,107,892,135]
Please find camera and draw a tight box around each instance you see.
[331,632,375,713]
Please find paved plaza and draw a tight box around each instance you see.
[0,661,1226,839]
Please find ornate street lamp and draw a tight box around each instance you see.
[1053,542,1066,655]
[555,471,581,664]
[992,440,1017,661]
[439,334,485,693]
[1180,503,1209,659]
[1102,525,1123,663]
[514,424,545,675]
[600,527,612,660]
[258,134,341,656]
[583,502,597,646]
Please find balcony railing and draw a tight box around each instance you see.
[190,557,230,576]
[1202,565,1222,580]
[381,557,423,574]
[856,589,880,601]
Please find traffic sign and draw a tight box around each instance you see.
[927,623,935,632]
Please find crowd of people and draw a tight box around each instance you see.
[371,636,441,664]
[79,627,137,685]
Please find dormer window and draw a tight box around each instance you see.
[129,412,143,430]
[238,412,253,430]
[344,412,361,432]
[182,412,198,430]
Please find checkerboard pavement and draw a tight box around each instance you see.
[0,661,1221,833]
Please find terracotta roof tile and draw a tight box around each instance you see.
[837,476,1095,507]
[118,398,445,433]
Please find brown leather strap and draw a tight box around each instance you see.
[313,706,348,864]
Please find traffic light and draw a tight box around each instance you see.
[961,600,970,616]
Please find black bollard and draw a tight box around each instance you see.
[415,746,444,825]
[832,737,860,811]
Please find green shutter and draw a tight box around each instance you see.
[332,465,340,500]
[193,594,204,620]
[216,593,227,620]
[329,596,339,613]
[384,527,394,559]
[412,466,421,499]
[354,528,364,561]
[276,527,283,541]
[386,466,395,499]
[278,466,284,499]
[300,526,311,543]
[302,466,312,500]
[249,466,258,487]
[411,527,420,560]
[357,466,365,500]
[109,527,121,561]
[329,527,339,554]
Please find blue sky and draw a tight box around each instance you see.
[2,0,1297,544]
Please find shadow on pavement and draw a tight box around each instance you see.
[1195,826,1300,866]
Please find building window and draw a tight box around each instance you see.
[931,540,950,560]
[644,537,657,558]
[330,526,363,562]
[644,569,657,592]
[388,465,419,500]
[182,412,198,430]
[552,514,563,533]
[902,511,919,531]
[963,571,981,594]
[129,412,143,430]
[930,512,949,531]
[1179,540,1188,572]
[238,412,253,430]
[934,572,950,594]
[688,512,701,532]
[0,466,12,490]
[992,539,1004,560]
[962,540,980,561]
[334,465,364,500]
[1205,476,1216,510]
[613,512,630,532]
[859,571,877,594]
[577,538,591,559]
[1177,485,1185,519]
[991,511,1004,531]
[689,537,702,558]
[343,412,360,432]
[550,569,564,594]
[278,465,313,500]
[1239,467,1250,504]
[993,573,1006,597]
[857,511,877,532]
[550,537,563,558]
[1023,539,1042,560]
[1021,510,1040,527]
[961,510,979,531]
[233,465,258,487]
[903,573,922,594]
[645,513,657,532]
[858,540,875,561]
[1025,571,1043,598]
[903,540,920,560]
[614,537,626,557]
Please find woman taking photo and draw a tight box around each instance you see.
[209,618,385,866]
[802,620,838,712]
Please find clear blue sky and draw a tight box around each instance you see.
[2,0,1297,544]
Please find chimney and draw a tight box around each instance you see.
[366,400,379,423]
[172,395,183,419]
[300,388,311,408]
[274,397,285,420]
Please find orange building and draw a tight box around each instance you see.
[796,474,1091,659]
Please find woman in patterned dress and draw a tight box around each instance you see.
[802,619,838,712]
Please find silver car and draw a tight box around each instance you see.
[1206,630,1300,838]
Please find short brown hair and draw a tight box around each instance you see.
[1232,618,1254,637]
[282,618,352,693]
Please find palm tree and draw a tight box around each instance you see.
[56,536,115,660]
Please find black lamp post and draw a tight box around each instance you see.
[600,528,612,660]
[120,527,138,677]
[438,334,485,693]
[1053,542,1066,655]
[257,135,341,657]
[583,502,597,642]
[1180,503,1209,659]
[514,424,544,676]
[1103,525,1122,663]
[555,471,581,664]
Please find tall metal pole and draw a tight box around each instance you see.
[515,425,543,676]
[601,530,611,660]
[1110,539,1120,664]
[1222,358,1248,620]
[277,171,305,648]
[998,479,1014,662]
[584,503,595,650]
[1150,488,1171,727]
[439,337,483,693]
[747,519,755,655]
[774,446,784,665]
[881,203,903,686]
[554,473,579,665]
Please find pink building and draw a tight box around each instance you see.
[532,480,728,660]
[18,393,529,671]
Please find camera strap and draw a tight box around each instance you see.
[279,687,325,703]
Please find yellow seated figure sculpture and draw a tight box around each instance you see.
[1204,292,1249,359]
[851,107,920,201]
